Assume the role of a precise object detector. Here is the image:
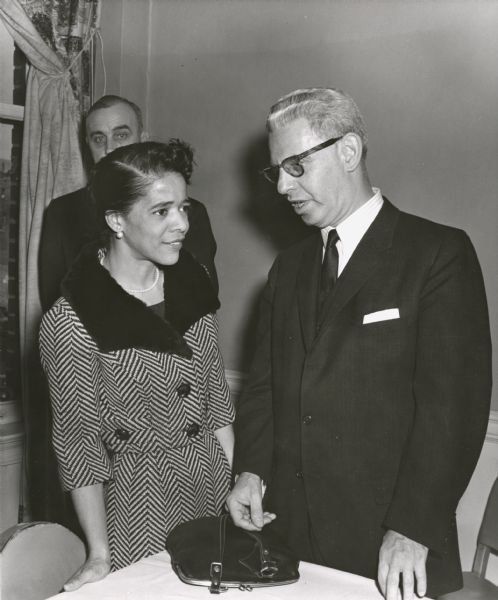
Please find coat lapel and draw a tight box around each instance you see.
[314,199,400,340]
[61,242,219,357]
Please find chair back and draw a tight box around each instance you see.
[473,476,498,577]
[0,521,85,600]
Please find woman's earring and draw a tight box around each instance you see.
[116,230,123,239]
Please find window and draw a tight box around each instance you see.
[0,18,25,403]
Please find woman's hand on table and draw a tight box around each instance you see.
[63,556,111,592]
[67,483,111,590]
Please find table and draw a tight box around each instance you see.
[47,551,384,599]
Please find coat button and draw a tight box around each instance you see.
[115,428,131,441]
[302,415,312,425]
[184,422,200,438]
[177,382,191,398]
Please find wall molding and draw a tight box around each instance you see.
[225,369,498,445]
[225,369,246,405]
[487,410,498,444]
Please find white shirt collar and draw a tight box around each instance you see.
[321,188,384,275]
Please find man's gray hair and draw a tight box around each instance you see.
[86,94,143,132]
[267,88,368,158]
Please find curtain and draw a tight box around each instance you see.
[0,0,99,523]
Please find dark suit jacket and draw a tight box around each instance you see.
[39,186,218,311]
[234,199,492,598]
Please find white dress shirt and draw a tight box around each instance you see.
[321,188,384,276]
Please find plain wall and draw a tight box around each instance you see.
[97,0,498,409]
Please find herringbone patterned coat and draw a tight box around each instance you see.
[39,244,234,570]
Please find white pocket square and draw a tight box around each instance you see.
[363,308,400,324]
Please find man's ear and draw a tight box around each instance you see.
[340,133,363,172]
[140,130,149,142]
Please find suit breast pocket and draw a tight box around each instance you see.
[361,317,402,332]
[355,313,408,363]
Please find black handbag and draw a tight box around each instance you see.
[165,514,300,593]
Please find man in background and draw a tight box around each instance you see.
[39,94,218,311]
[227,87,491,599]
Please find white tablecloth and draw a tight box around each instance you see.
[47,551,384,599]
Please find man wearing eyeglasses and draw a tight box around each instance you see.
[227,88,491,599]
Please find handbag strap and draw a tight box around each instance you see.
[209,514,229,594]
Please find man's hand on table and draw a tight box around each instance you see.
[63,555,111,592]
[226,472,276,531]
[378,530,428,600]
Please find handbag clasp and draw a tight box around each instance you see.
[209,562,227,594]
[260,560,278,577]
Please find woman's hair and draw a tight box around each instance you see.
[267,87,368,158]
[91,139,194,235]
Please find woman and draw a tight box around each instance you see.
[39,140,234,590]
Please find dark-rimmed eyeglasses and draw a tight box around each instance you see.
[261,135,343,184]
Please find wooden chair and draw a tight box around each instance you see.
[0,521,85,600]
[439,477,498,599]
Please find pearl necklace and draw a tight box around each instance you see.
[100,256,160,294]
[123,266,160,293]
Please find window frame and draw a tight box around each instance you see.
[0,102,24,122]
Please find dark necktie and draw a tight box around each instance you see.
[318,229,340,315]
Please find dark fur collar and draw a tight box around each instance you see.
[61,242,220,358]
